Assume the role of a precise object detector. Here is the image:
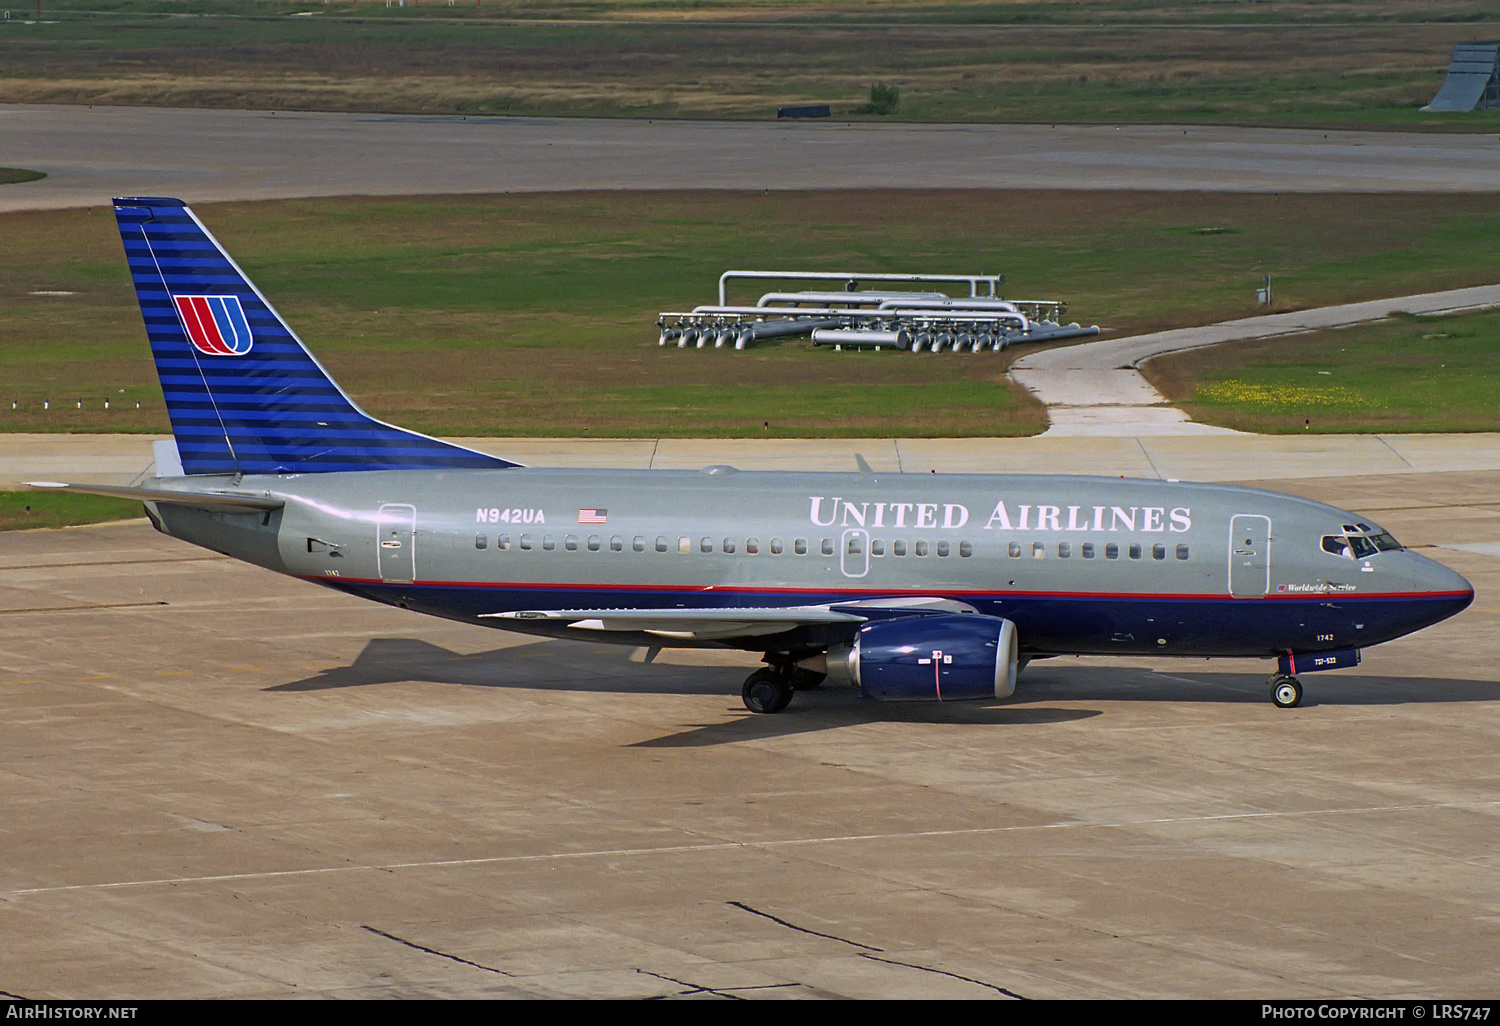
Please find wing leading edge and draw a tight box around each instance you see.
[481,597,981,640]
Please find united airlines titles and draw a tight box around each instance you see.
[809,496,1191,534]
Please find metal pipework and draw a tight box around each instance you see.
[718,270,1002,307]
[685,305,1030,328]
[878,298,1021,313]
[810,328,912,350]
[754,291,949,308]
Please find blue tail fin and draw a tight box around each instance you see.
[114,197,517,476]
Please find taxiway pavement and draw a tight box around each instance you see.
[9,431,1500,490]
[1009,284,1500,436]
[4,104,1500,213]
[2,461,1497,998]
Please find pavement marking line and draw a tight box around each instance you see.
[1376,435,1418,471]
[7,798,1497,899]
[0,601,169,615]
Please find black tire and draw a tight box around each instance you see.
[742,668,793,713]
[1270,675,1303,709]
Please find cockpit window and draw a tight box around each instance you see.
[1322,531,1401,559]
[1322,536,1352,559]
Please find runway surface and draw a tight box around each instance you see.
[4,104,1500,213]
[3,462,1497,998]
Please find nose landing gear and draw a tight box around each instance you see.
[1269,674,1303,709]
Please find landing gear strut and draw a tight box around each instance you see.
[1269,674,1303,709]
[742,667,794,713]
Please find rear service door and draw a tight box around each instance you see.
[1228,514,1271,598]
[377,503,417,584]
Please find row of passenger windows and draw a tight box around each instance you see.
[474,533,976,557]
[1012,541,1190,561]
[471,533,1190,562]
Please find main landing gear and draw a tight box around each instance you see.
[1269,673,1303,709]
[741,660,826,713]
[742,668,793,714]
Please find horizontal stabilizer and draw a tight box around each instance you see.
[26,481,284,513]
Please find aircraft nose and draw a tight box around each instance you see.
[1411,552,1474,619]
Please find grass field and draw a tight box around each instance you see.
[0,168,47,184]
[0,489,142,531]
[3,190,1499,438]
[1143,308,1500,434]
[2,1,1497,129]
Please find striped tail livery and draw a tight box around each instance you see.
[114,197,515,476]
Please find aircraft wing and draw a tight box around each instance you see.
[26,481,284,513]
[482,596,979,641]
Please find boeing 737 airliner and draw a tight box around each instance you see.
[32,198,1474,712]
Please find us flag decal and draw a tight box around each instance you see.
[175,295,253,356]
[577,509,608,524]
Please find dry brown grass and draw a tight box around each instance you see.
[3,5,1495,126]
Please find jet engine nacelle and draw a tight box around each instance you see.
[826,614,1019,701]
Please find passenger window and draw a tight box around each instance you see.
[746,537,760,554]
[633,536,645,553]
[1176,544,1190,560]
[1032,542,1045,559]
[1105,543,1118,559]
[722,538,736,554]
[1057,542,1070,558]
[1152,544,1165,560]
[847,535,863,555]
[498,533,511,551]
[1129,543,1142,559]
[794,538,807,555]
[475,534,487,550]
[655,536,668,553]
[587,535,600,552]
[937,541,950,557]
[610,536,623,552]
[520,534,533,551]
[700,537,713,554]
[1081,542,1095,558]
[915,540,929,557]
[678,536,691,554]
[872,539,886,557]
[958,540,972,558]
[543,534,556,551]
[770,538,784,555]
[1008,542,1021,558]
[821,538,835,556]
[894,540,907,557]
[564,535,578,551]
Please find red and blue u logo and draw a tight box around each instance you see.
[174,295,253,356]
